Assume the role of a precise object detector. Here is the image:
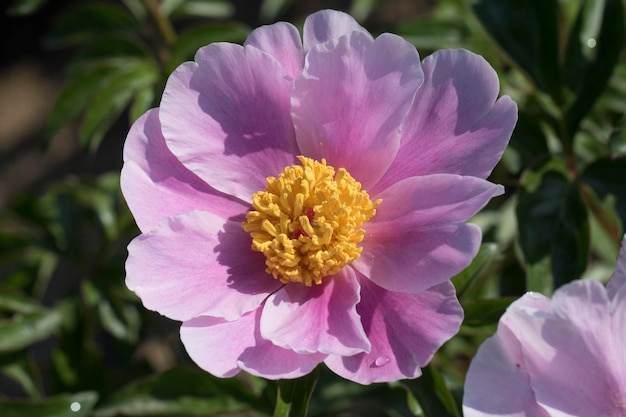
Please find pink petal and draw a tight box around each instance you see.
[372,49,517,194]
[121,109,247,233]
[371,174,503,226]
[325,277,463,384]
[356,175,500,294]
[260,268,370,356]
[516,281,622,416]
[302,9,370,52]
[244,21,303,79]
[353,223,482,293]
[180,312,258,378]
[181,309,327,381]
[465,283,626,417]
[292,31,423,189]
[463,294,553,417]
[159,45,299,203]
[180,309,325,379]
[610,283,626,396]
[607,235,626,300]
[238,309,327,379]
[125,210,282,322]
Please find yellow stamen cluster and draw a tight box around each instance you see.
[242,156,381,286]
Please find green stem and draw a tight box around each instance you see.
[578,182,622,245]
[140,0,177,47]
[139,0,177,69]
[273,368,320,417]
[557,113,577,178]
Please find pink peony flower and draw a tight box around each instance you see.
[463,236,626,416]
[122,9,516,384]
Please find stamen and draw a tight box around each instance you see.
[242,156,381,286]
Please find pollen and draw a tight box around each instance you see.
[242,156,381,286]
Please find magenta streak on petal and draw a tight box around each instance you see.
[292,31,423,190]
[125,210,282,322]
[159,44,299,204]
[325,277,462,384]
[121,109,248,233]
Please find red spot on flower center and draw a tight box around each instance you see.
[292,229,310,239]
[305,206,315,221]
[292,207,315,239]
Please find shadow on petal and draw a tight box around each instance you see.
[190,46,298,159]
[215,214,284,298]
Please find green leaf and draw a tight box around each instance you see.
[94,367,269,417]
[161,0,187,16]
[525,256,553,294]
[7,0,50,15]
[74,34,151,63]
[350,0,379,21]
[260,0,293,21]
[79,60,158,152]
[0,392,98,417]
[452,243,501,300]
[580,158,626,228]
[402,364,460,417]
[517,167,590,289]
[506,111,550,173]
[82,277,139,344]
[0,290,43,315]
[609,115,626,158]
[274,369,319,417]
[120,0,148,20]
[130,86,156,122]
[309,367,413,417]
[468,0,561,101]
[586,190,621,263]
[180,0,235,18]
[98,297,140,343]
[563,1,594,90]
[46,2,139,47]
[462,297,516,327]
[394,18,467,51]
[1,353,42,397]
[45,63,122,143]
[52,299,105,391]
[0,309,61,353]
[565,0,625,137]
[171,23,250,65]
[74,173,125,241]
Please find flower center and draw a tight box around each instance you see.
[242,156,381,286]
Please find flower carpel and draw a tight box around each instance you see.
[243,156,380,286]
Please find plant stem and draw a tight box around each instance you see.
[578,182,622,245]
[139,0,177,68]
[140,0,177,47]
[273,368,320,417]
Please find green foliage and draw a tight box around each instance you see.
[462,297,516,327]
[0,307,62,353]
[469,0,562,102]
[564,0,625,138]
[3,0,626,416]
[44,0,249,153]
[517,162,590,290]
[94,367,271,416]
[0,392,98,417]
[274,369,319,417]
[400,365,461,417]
[7,0,51,15]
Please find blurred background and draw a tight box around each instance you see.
[0,0,625,416]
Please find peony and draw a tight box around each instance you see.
[463,236,626,416]
[122,9,517,384]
